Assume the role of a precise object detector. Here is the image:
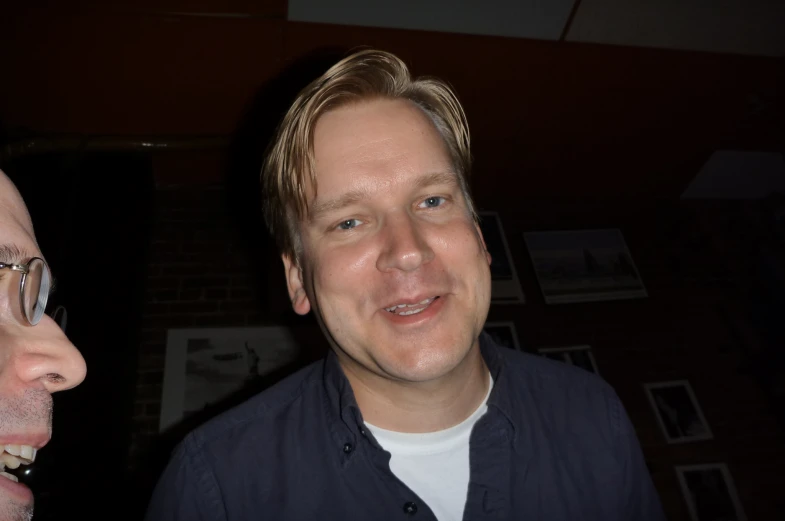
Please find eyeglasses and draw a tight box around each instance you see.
[0,257,52,326]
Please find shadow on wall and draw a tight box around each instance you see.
[223,46,353,309]
[130,47,353,519]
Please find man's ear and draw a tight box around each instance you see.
[282,254,311,315]
[474,221,492,266]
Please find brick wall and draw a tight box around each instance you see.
[131,184,785,520]
[131,184,293,461]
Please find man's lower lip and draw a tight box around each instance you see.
[0,473,33,502]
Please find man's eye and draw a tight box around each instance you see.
[337,219,361,230]
[420,196,446,208]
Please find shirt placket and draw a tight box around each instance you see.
[361,427,441,521]
[463,413,514,520]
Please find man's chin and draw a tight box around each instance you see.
[379,339,479,383]
[0,495,33,521]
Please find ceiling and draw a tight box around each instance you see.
[287,0,785,57]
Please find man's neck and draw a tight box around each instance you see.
[339,342,490,433]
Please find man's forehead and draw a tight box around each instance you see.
[0,174,33,224]
[0,173,40,260]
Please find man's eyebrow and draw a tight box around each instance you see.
[412,171,459,192]
[309,187,373,222]
[0,243,29,264]
[0,243,57,297]
[308,171,459,222]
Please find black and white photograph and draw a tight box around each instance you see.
[159,326,302,432]
[676,463,747,521]
[538,345,600,374]
[483,321,522,350]
[479,211,525,303]
[644,380,713,444]
[523,228,647,304]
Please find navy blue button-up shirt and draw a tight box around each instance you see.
[145,333,667,521]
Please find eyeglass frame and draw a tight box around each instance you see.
[0,256,52,326]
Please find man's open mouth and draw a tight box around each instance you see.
[0,445,37,483]
[384,296,439,316]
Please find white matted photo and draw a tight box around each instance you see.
[478,211,525,304]
[538,345,600,375]
[483,321,522,350]
[523,228,647,304]
[676,463,747,521]
[644,380,713,444]
[159,326,302,432]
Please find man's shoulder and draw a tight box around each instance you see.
[182,358,326,452]
[492,345,625,462]
[494,345,619,416]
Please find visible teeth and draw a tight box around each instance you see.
[1,453,20,469]
[20,446,35,462]
[385,297,435,313]
[0,472,18,483]
[399,307,426,316]
[3,445,36,463]
[3,445,20,457]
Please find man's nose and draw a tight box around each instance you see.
[0,317,87,393]
[376,213,435,272]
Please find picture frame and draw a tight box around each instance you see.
[676,463,747,521]
[478,211,525,304]
[483,321,522,351]
[644,380,713,444]
[159,326,303,432]
[537,345,600,375]
[523,228,647,304]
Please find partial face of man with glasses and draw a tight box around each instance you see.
[0,170,86,521]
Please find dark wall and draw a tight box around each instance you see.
[1,6,783,197]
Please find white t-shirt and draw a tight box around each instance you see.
[364,375,493,521]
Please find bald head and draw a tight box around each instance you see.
[0,171,36,240]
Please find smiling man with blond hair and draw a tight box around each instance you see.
[146,49,666,521]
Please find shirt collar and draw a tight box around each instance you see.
[479,331,519,436]
[321,331,518,451]
[322,349,365,452]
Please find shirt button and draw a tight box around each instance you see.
[403,502,418,515]
[343,443,353,454]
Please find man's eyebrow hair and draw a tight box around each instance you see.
[412,171,459,191]
[0,243,58,298]
[308,171,459,222]
[309,186,374,222]
[0,243,29,264]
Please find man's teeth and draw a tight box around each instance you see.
[4,445,36,461]
[385,297,435,315]
[1,453,21,469]
[0,445,37,467]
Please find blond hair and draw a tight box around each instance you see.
[261,49,476,261]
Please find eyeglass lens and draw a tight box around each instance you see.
[22,258,50,325]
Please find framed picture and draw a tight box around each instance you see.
[478,211,525,304]
[644,380,713,444]
[523,228,647,304]
[538,345,599,374]
[159,326,302,432]
[676,463,747,521]
[483,321,522,350]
